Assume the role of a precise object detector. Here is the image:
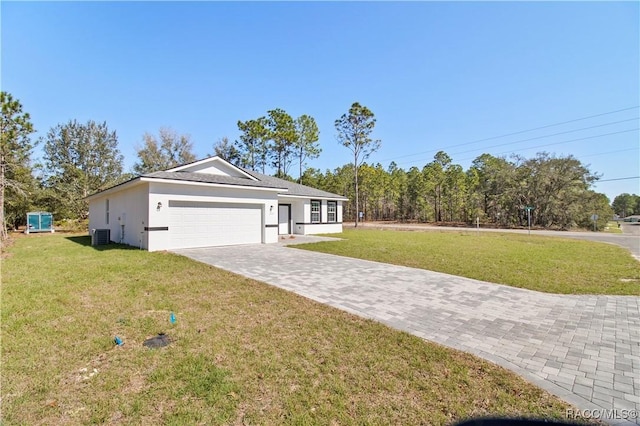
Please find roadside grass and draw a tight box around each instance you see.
[603,221,623,234]
[1,234,586,425]
[299,229,640,295]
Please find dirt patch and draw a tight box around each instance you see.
[143,333,171,348]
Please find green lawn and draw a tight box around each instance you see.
[299,229,640,295]
[1,233,585,425]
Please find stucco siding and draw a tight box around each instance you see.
[278,197,343,235]
[297,223,343,234]
[148,182,279,250]
[88,183,150,249]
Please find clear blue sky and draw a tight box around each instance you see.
[2,1,638,201]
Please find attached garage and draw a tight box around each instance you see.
[86,156,346,252]
[168,201,263,249]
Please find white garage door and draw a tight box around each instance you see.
[168,201,262,249]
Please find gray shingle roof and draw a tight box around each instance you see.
[143,169,347,200]
[143,171,286,189]
[242,170,348,200]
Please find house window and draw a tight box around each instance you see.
[106,199,110,224]
[311,200,321,223]
[327,201,337,223]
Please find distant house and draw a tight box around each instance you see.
[86,156,347,251]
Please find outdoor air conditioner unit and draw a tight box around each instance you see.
[91,229,111,246]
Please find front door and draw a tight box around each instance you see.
[278,204,290,234]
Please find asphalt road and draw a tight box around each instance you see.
[351,222,640,260]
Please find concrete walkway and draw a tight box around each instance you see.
[173,242,640,425]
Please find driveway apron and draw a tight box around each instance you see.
[173,244,640,425]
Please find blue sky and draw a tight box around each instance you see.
[2,1,638,200]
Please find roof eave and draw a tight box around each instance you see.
[84,177,145,201]
[278,194,348,201]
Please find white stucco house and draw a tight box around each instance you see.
[86,156,347,251]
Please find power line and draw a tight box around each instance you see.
[452,144,639,168]
[399,128,639,166]
[386,117,638,163]
[577,147,639,159]
[443,106,639,148]
[597,176,640,182]
[476,128,638,160]
[378,106,640,163]
[446,120,638,158]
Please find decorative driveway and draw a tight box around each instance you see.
[173,242,640,425]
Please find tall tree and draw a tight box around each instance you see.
[468,153,516,224]
[444,163,466,222]
[578,191,614,231]
[300,167,324,189]
[359,163,387,221]
[211,136,241,165]
[236,117,269,172]
[0,92,35,239]
[406,166,426,221]
[267,109,297,178]
[4,164,39,231]
[335,102,380,227]
[133,127,196,174]
[42,120,123,219]
[517,153,598,229]
[612,193,639,217]
[294,115,321,184]
[423,151,451,222]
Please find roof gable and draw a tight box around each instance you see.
[167,157,257,180]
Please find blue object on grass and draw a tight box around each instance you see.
[114,336,123,346]
[170,312,176,324]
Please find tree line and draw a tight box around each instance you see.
[299,150,615,230]
[0,91,627,238]
[611,193,640,218]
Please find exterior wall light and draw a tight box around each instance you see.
[157,202,162,211]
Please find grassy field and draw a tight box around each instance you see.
[1,233,585,425]
[298,229,640,295]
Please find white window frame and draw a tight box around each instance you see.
[311,200,321,224]
[327,201,337,223]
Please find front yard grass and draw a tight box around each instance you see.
[299,229,640,295]
[2,233,583,424]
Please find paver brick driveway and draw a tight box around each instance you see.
[173,242,640,425]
